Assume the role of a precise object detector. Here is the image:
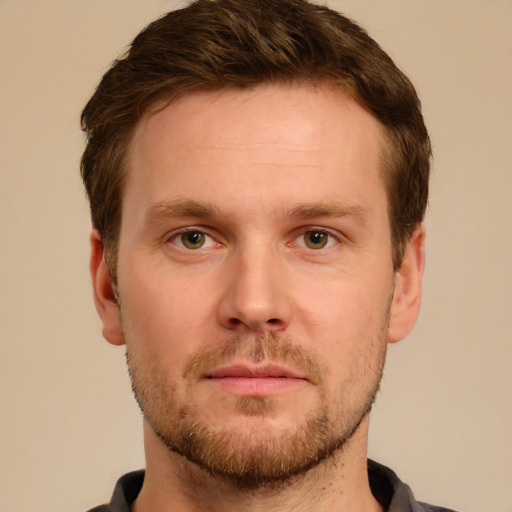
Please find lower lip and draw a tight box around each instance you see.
[207,377,306,396]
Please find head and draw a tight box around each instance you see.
[83,0,430,490]
[81,0,431,281]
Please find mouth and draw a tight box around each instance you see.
[204,364,309,396]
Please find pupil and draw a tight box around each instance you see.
[188,233,200,244]
[184,232,203,248]
[307,231,327,248]
[310,232,323,244]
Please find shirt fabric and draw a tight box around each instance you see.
[87,459,457,512]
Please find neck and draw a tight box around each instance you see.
[133,419,383,512]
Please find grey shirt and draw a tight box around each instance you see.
[87,459,457,512]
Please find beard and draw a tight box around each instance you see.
[125,328,387,490]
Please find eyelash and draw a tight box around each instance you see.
[165,227,341,251]
[167,228,219,250]
[292,229,340,250]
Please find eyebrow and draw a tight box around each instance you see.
[144,199,367,226]
[144,199,221,226]
[290,202,367,224]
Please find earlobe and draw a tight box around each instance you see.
[89,230,125,346]
[388,224,426,344]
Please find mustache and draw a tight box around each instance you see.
[182,332,325,385]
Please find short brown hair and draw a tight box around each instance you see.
[81,0,431,277]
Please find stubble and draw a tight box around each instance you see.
[125,329,387,489]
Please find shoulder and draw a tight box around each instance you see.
[416,502,458,512]
[368,460,459,512]
[85,470,145,512]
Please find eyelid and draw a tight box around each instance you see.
[165,226,220,250]
[163,225,344,250]
[290,226,343,249]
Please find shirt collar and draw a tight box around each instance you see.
[97,460,454,512]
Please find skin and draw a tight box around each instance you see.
[91,83,425,512]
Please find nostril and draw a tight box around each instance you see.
[223,315,286,331]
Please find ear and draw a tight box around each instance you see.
[388,224,426,344]
[89,230,125,346]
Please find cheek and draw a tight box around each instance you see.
[118,264,218,370]
[295,273,392,370]
[299,272,391,331]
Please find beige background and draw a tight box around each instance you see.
[1,1,511,511]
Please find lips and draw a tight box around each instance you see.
[204,364,308,396]
[206,363,306,380]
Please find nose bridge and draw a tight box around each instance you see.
[218,239,291,332]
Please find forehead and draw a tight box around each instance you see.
[124,84,386,221]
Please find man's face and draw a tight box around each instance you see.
[92,84,422,486]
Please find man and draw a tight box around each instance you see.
[81,0,454,510]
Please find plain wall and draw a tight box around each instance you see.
[0,1,511,511]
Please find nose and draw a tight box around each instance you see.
[216,245,292,333]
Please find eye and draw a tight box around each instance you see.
[170,230,216,250]
[296,229,338,250]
